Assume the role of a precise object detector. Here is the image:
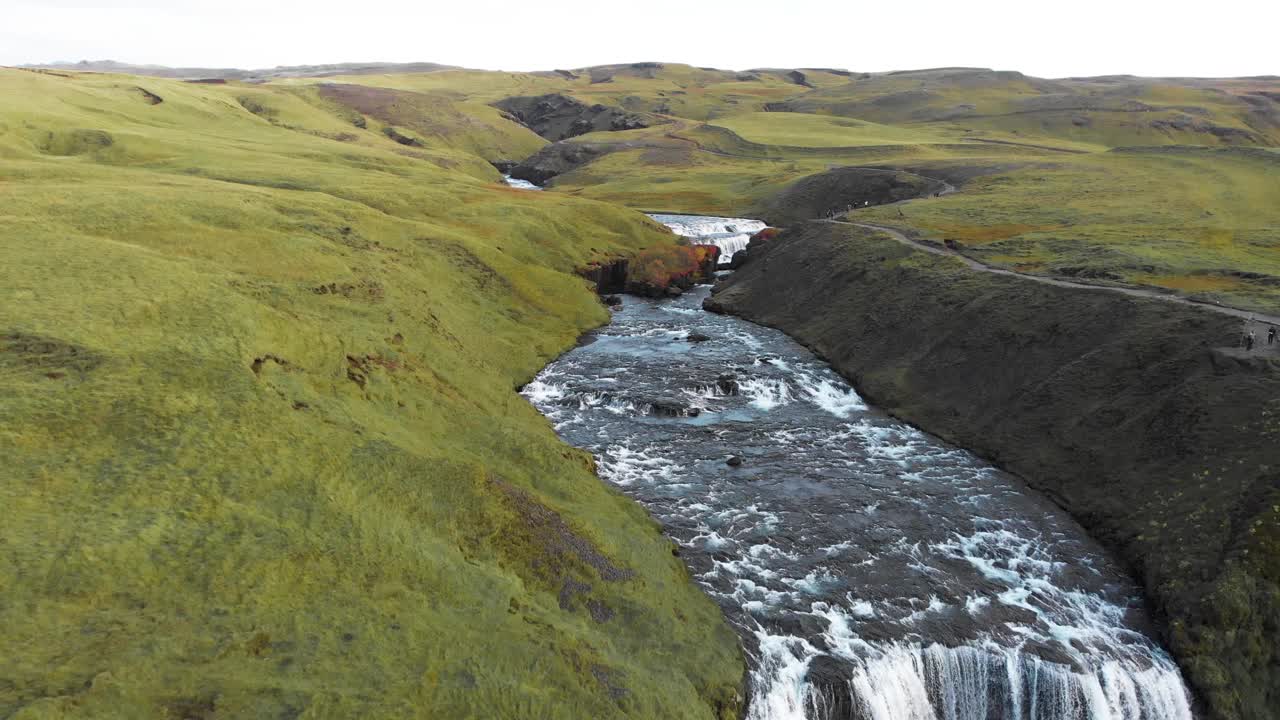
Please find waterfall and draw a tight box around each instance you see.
[748,636,1193,720]
[502,174,541,190]
[651,213,768,262]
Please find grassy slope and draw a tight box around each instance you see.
[6,59,1277,717]
[708,112,955,147]
[320,64,852,121]
[858,147,1280,313]
[480,66,1280,314]
[0,69,744,719]
[777,69,1280,147]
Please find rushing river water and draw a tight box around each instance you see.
[503,174,542,190]
[521,215,1195,720]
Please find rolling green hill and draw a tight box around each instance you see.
[0,68,744,719]
[707,111,956,147]
[457,64,1280,314]
[6,58,1280,720]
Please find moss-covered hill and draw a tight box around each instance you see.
[0,69,744,718]
[7,57,1279,719]
[373,63,1277,315]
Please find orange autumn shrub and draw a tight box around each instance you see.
[627,244,720,295]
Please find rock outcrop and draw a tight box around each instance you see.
[706,221,1280,720]
[508,142,614,185]
[493,93,650,142]
[579,258,630,295]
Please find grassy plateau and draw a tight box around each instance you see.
[409,63,1279,313]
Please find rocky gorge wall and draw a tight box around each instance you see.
[705,222,1280,720]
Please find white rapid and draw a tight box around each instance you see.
[651,213,768,262]
[502,174,542,190]
[519,216,1194,720]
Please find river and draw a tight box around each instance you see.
[521,215,1195,720]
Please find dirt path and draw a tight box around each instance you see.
[632,129,1279,349]
[817,219,1280,339]
[962,137,1091,155]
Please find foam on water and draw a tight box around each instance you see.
[740,377,795,410]
[651,213,768,262]
[517,215,1193,720]
[502,175,541,190]
[796,371,867,418]
[596,442,682,487]
[521,378,565,403]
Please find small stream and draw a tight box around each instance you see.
[502,174,542,190]
[521,215,1195,720]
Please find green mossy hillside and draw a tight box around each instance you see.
[857,147,1280,313]
[377,63,1279,314]
[0,68,744,719]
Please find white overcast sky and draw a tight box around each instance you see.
[2,0,1275,79]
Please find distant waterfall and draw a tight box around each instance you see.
[652,213,767,262]
[502,175,542,190]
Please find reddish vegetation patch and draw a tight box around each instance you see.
[626,244,719,296]
[319,83,456,137]
[628,245,699,293]
[691,244,721,268]
[318,83,408,119]
[750,227,781,242]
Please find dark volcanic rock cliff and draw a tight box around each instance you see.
[493,93,650,142]
[507,142,615,185]
[706,222,1280,720]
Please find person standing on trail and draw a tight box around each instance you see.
[1247,331,1256,351]
[1269,326,1277,345]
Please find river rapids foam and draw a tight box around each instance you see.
[520,215,1193,720]
[651,213,767,262]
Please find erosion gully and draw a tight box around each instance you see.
[521,212,1196,720]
